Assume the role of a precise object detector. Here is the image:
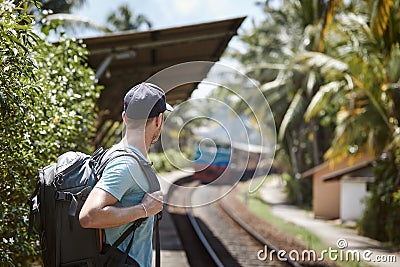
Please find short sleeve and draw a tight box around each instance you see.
[95,155,143,201]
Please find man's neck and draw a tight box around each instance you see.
[123,130,151,157]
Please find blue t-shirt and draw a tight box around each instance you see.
[95,142,154,267]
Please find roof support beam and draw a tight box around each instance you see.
[90,31,237,56]
[95,50,137,80]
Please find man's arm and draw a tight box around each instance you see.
[79,188,163,229]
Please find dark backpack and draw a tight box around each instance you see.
[28,147,162,267]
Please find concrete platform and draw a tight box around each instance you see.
[152,170,191,267]
[259,176,400,267]
[152,206,189,267]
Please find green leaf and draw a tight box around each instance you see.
[278,89,306,141]
[305,81,343,121]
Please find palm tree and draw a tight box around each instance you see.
[232,0,346,205]
[305,0,400,161]
[236,0,341,177]
[319,0,400,244]
[293,0,400,243]
[24,0,111,36]
[31,1,152,37]
[107,5,152,31]
[241,0,399,170]
[37,0,85,13]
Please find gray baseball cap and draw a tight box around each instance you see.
[124,82,173,119]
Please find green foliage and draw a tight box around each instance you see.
[282,172,312,207]
[0,1,100,265]
[235,0,340,179]
[236,0,400,244]
[36,0,85,14]
[148,149,191,173]
[107,4,152,31]
[359,156,400,246]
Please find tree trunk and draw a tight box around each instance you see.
[310,118,320,166]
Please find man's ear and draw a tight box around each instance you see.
[122,111,127,123]
[156,113,163,127]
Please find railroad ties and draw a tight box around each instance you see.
[165,176,299,267]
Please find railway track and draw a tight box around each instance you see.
[167,177,222,267]
[219,196,303,267]
[167,177,302,267]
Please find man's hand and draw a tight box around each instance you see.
[141,191,163,217]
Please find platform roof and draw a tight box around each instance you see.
[83,17,245,130]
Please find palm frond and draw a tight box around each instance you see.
[45,13,112,33]
[259,71,288,93]
[278,89,306,141]
[387,44,400,82]
[295,51,348,74]
[305,81,344,121]
[246,62,292,71]
[362,85,391,129]
[319,0,340,52]
[371,0,394,38]
[306,71,316,96]
[324,114,357,161]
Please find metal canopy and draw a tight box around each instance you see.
[83,17,245,128]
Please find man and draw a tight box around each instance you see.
[79,82,173,267]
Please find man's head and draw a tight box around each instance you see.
[123,82,173,120]
[122,82,173,143]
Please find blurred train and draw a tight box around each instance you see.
[192,142,231,183]
[193,141,270,183]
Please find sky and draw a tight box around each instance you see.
[72,0,266,31]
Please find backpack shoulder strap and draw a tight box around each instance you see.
[122,149,161,193]
[115,148,162,267]
[96,147,162,267]
[102,218,145,258]
[155,212,162,267]
[96,148,160,193]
